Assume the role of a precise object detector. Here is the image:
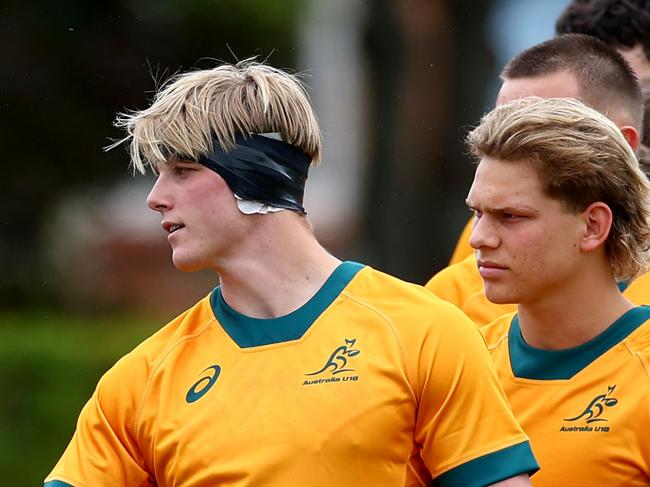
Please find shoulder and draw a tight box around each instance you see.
[344,266,488,369]
[425,254,482,306]
[624,271,650,306]
[626,315,650,352]
[448,216,475,265]
[347,265,477,327]
[96,294,216,407]
[480,312,516,348]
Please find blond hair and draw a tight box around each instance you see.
[467,96,650,281]
[110,60,321,173]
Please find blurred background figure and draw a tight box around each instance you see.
[1,0,568,484]
[556,0,650,81]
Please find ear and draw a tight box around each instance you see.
[620,126,640,151]
[579,202,613,253]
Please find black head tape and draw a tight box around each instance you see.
[198,133,311,213]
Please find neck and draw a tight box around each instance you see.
[215,213,341,318]
[517,268,634,350]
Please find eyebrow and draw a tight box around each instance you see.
[465,200,539,215]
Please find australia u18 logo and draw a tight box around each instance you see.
[303,339,360,386]
[560,385,618,433]
[306,338,360,376]
[186,365,221,403]
[564,385,618,423]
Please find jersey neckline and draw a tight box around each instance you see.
[210,261,364,348]
[509,305,650,380]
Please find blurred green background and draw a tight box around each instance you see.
[1,312,158,483]
[1,0,566,483]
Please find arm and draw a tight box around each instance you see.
[411,300,538,486]
[489,473,531,486]
[44,354,152,486]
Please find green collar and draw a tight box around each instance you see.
[210,261,364,348]
[509,306,650,380]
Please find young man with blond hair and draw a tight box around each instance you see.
[44,61,536,487]
[427,34,646,326]
[467,96,650,485]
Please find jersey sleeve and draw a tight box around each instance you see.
[44,353,153,487]
[448,217,475,265]
[425,254,477,308]
[411,301,538,486]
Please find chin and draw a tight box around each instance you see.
[171,254,208,273]
[484,287,519,305]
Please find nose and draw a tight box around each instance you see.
[469,215,500,250]
[146,174,172,212]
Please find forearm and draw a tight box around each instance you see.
[489,473,531,487]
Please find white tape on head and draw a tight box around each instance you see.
[235,195,286,215]
[234,133,287,214]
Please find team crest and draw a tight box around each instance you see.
[302,339,361,386]
[564,385,618,423]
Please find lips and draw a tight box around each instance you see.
[476,259,508,279]
[162,221,185,234]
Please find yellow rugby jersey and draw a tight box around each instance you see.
[426,254,649,327]
[45,262,537,487]
[426,254,516,327]
[482,308,650,486]
[448,217,474,265]
[623,272,650,305]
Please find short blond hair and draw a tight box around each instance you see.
[467,96,650,281]
[111,60,322,173]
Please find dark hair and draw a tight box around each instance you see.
[556,0,650,60]
[637,80,650,175]
[502,34,643,130]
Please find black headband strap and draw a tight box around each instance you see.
[198,133,311,213]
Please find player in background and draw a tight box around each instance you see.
[44,61,537,487]
[467,96,650,486]
[448,1,650,267]
[426,34,644,326]
[556,0,650,81]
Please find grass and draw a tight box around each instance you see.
[0,310,160,485]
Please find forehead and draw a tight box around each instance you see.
[467,157,547,208]
[496,70,581,106]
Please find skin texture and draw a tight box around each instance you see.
[147,159,249,273]
[466,157,586,306]
[146,159,342,320]
[496,70,582,106]
[467,156,633,350]
[490,474,531,487]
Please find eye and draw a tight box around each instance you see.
[501,212,521,222]
[471,208,482,219]
[172,165,195,176]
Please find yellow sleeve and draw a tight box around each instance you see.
[624,272,650,305]
[412,303,537,485]
[425,254,479,307]
[44,354,152,487]
[448,217,474,265]
[426,254,516,327]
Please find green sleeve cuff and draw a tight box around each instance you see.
[435,441,539,487]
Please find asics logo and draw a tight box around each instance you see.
[186,365,221,403]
